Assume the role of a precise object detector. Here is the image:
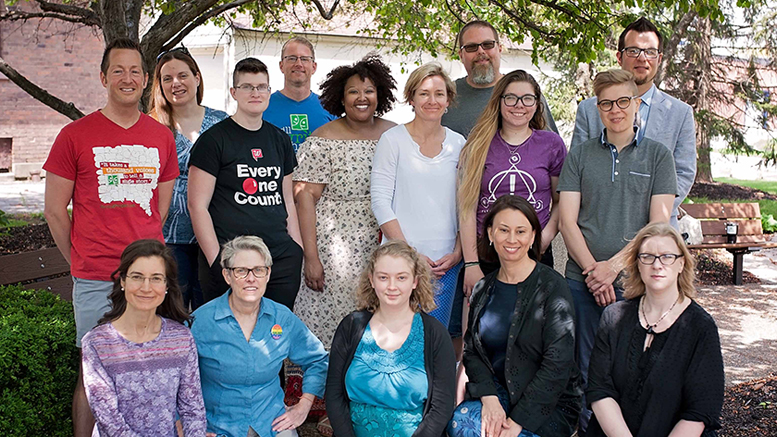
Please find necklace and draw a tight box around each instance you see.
[640,295,681,334]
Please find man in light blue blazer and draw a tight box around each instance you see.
[571,17,696,227]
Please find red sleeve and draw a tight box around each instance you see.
[43,127,77,180]
[159,131,180,183]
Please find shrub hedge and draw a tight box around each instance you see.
[0,285,78,436]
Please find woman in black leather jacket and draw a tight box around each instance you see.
[448,195,582,437]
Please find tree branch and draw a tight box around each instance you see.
[160,0,255,52]
[489,0,561,39]
[35,0,100,26]
[0,10,91,24]
[310,0,340,20]
[0,56,84,120]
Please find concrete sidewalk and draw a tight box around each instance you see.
[0,180,45,214]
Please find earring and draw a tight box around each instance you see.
[121,287,124,291]
[490,240,494,246]
[165,290,168,295]
[444,108,449,114]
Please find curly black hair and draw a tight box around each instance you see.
[319,53,397,117]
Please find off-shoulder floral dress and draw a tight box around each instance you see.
[293,136,380,348]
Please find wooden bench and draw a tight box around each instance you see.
[0,247,72,300]
[683,202,777,285]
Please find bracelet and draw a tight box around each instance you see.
[464,261,480,269]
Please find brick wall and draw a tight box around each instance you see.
[0,3,105,178]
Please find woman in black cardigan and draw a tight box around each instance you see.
[448,195,582,437]
[326,240,456,437]
[585,222,724,436]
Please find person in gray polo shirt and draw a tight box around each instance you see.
[557,68,677,433]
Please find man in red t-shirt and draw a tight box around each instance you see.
[43,38,178,437]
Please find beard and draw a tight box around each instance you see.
[470,56,496,85]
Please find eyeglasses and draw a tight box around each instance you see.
[156,46,191,62]
[235,84,271,94]
[282,55,314,64]
[502,93,537,107]
[596,96,637,112]
[227,266,270,279]
[125,274,167,287]
[460,40,498,53]
[637,253,683,266]
[620,47,661,59]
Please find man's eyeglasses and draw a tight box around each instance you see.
[156,46,191,62]
[637,253,683,266]
[235,84,271,94]
[460,40,498,53]
[620,47,661,59]
[283,55,314,64]
[596,96,637,112]
[502,93,537,107]
[227,266,270,279]
[125,274,167,287]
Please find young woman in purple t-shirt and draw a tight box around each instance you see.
[458,70,567,297]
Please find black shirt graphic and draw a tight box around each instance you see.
[189,117,297,256]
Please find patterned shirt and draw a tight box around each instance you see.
[81,318,206,436]
[164,106,228,244]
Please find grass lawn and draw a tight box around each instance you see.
[715,177,777,195]
[0,212,45,228]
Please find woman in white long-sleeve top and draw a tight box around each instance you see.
[370,62,466,328]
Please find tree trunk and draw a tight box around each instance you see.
[694,16,714,182]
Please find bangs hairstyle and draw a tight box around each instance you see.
[456,20,499,50]
[478,195,542,264]
[355,240,436,313]
[403,62,456,105]
[458,70,546,219]
[220,235,274,269]
[617,17,664,52]
[622,222,696,300]
[149,50,204,132]
[101,38,145,76]
[318,53,397,117]
[100,239,191,326]
[232,57,269,87]
[593,69,638,99]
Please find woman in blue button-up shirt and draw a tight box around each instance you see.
[191,235,328,437]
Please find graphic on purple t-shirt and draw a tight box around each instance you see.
[477,129,567,235]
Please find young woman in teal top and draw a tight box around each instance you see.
[327,240,457,437]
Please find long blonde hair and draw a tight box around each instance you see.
[622,222,696,300]
[457,70,546,219]
[355,241,436,313]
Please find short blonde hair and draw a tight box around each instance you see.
[622,222,696,300]
[355,240,436,313]
[403,62,456,105]
[220,235,273,269]
[593,69,638,99]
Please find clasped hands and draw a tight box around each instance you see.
[583,260,618,307]
[480,395,523,437]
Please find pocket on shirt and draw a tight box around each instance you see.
[627,170,652,195]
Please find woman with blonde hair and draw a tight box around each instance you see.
[457,70,566,298]
[371,62,466,328]
[586,222,724,436]
[326,240,456,437]
[149,47,227,310]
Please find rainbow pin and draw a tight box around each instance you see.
[271,324,283,340]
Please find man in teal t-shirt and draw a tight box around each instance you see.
[264,36,336,152]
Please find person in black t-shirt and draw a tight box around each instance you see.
[188,58,304,308]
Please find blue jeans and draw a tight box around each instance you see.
[567,278,623,433]
[168,243,203,311]
[448,380,541,437]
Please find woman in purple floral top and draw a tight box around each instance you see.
[81,239,206,436]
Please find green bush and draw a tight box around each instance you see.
[0,286,79,436]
